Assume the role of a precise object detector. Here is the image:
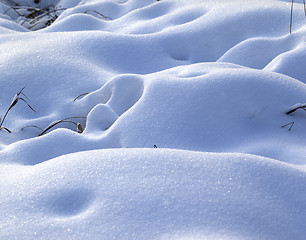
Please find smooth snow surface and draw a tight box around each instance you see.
[2,149,306,240]
[1,0,306,239]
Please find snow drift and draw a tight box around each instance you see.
[1,0,306,239]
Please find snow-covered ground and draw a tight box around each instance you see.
[1,0,306,239]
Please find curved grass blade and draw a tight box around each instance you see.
[38,117,86,136]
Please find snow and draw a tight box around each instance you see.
[2,149,306,239]
[1,0,306,239]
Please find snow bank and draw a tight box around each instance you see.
[1,62,306,165]
[1,149,306,240]
[1,0,306,239]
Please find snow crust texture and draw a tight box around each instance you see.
[2,149,306,240]
[1,0,306,239]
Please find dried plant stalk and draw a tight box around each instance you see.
[282,121,295,131]
[73,92,90,102]
[286,104,306,114]
[290,0,306,33]
[84,10,112,20]
[0,87,35,133]
[38,117,86,136]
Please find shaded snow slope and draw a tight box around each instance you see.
[1,0,306,239]
[1,63,306,165]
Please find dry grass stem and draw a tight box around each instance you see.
[84,10,112,20]
[38,117,86,136]
[290,0,306,33]
[1,1,66,30]
[21,125,44,131]
[73,92,90,102]
[282,121,295,130]
[0,87,35,133]
[286,104,306,114]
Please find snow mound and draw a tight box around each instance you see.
[1,0,306,239]
[1,148,306,239]
[1,62,306,165]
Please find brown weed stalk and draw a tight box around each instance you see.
[38,117,86,136]
[0,87,35,133]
